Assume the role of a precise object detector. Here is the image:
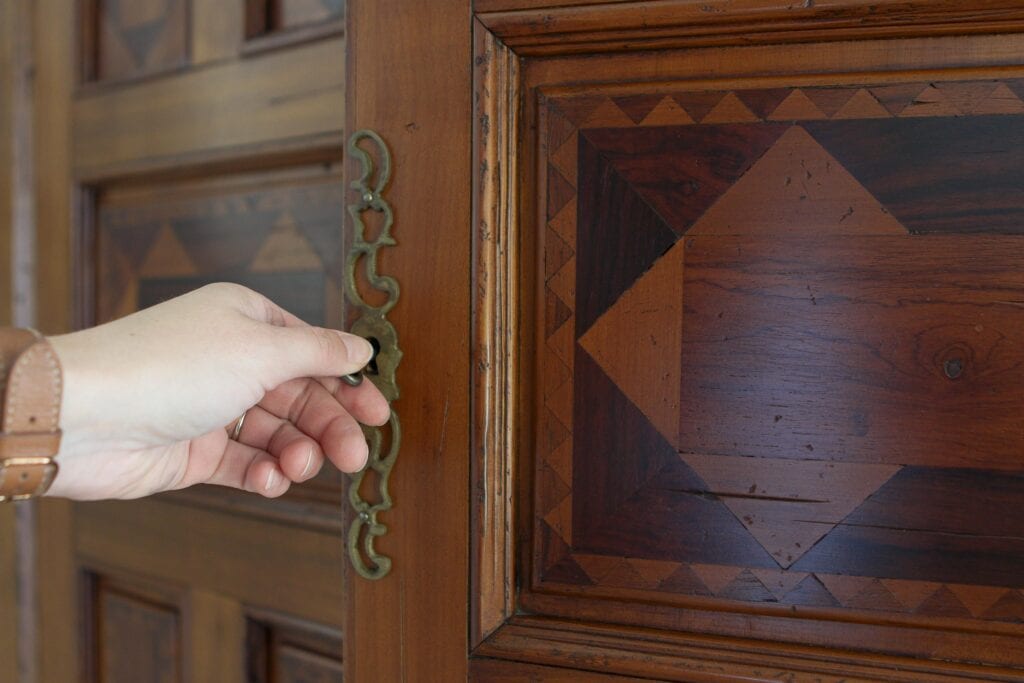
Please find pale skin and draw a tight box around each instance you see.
[43,283,390,501]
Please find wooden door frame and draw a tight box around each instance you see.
[0,0,21,674]
[3,1,75,681]
[33,0,79,678]
[343,1,473,681]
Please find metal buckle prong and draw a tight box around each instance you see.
[0,456,58,501]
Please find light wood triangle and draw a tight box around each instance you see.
[690,125,907,235]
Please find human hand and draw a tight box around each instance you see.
[45,283,389,500]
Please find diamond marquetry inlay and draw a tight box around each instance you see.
[679,453,900,568]
[579,241,683,448]
[690,125,907,236]
[535,79,1024,625]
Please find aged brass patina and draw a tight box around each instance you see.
[344,130,402,580]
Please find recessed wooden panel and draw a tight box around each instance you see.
[276,0,343,28]
[247,613,343,683]
[95,165,344,327]
[532,78,1024,662]
[85,0,189,83]
[77,499,346,627]
[95,165,346,512]
[247,0,345,38]
[86,574,183,683]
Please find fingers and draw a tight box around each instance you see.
[196,284,388,475]
[318,376,391,427]
[233,405,326,482]
[225,377,387,486]
[203,439,291,498]
[258,378,375,473]
[205,374,386,492]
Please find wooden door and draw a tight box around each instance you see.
[346,0,1024,680]
[32,1,351,681]
[1,1,30,679]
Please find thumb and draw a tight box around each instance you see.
[267,325,374,382]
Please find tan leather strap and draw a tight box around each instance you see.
[0,329,62,500]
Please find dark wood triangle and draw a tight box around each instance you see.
[612,94,666,124]
[545,289,571,337]
[659,564,714,595]
[172,212,276,274]
[671,91,727,122]
[783,576,841,607]
[803,87,859,117]
[735,89,791,119]
[547,106,577,150]
[107,220,163,273]
[547,164,575,220]
[540,521,592,586]
[717,569,776,602]
[982,590,1024,622]
[868,83,928,115]
[914,586,973,618]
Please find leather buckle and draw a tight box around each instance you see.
[0,456,58,501]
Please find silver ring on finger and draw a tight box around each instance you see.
[229,411,247,441]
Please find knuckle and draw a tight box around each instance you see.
[201,283,266,314]
[311,327,340,360]
[201,282,247,299]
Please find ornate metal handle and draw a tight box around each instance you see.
[344,130,401,580]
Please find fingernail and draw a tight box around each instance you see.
[358,442,370,471]
[265,469,279,491]
[342,334,373,366]
[302,447,314,478]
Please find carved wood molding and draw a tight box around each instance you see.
[471,21,521,648]
[517,587,1024,669]
[478,0,1024,54]
[476,617,1024,682]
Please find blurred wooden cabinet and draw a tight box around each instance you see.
[34,1,349,681]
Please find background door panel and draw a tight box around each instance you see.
[32,1,349,681]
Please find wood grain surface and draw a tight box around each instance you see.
[344,0,473,681]
[513,46,1024,675]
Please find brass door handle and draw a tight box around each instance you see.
[344,130,402,580]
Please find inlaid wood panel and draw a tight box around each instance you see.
[95,166,344,328]
[94,166,346,518]
[84,0,189,83]
[533,78,1024,647]
[85,573,183,683]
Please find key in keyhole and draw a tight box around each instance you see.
[364,336,381,376]
[341,336,381,387]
